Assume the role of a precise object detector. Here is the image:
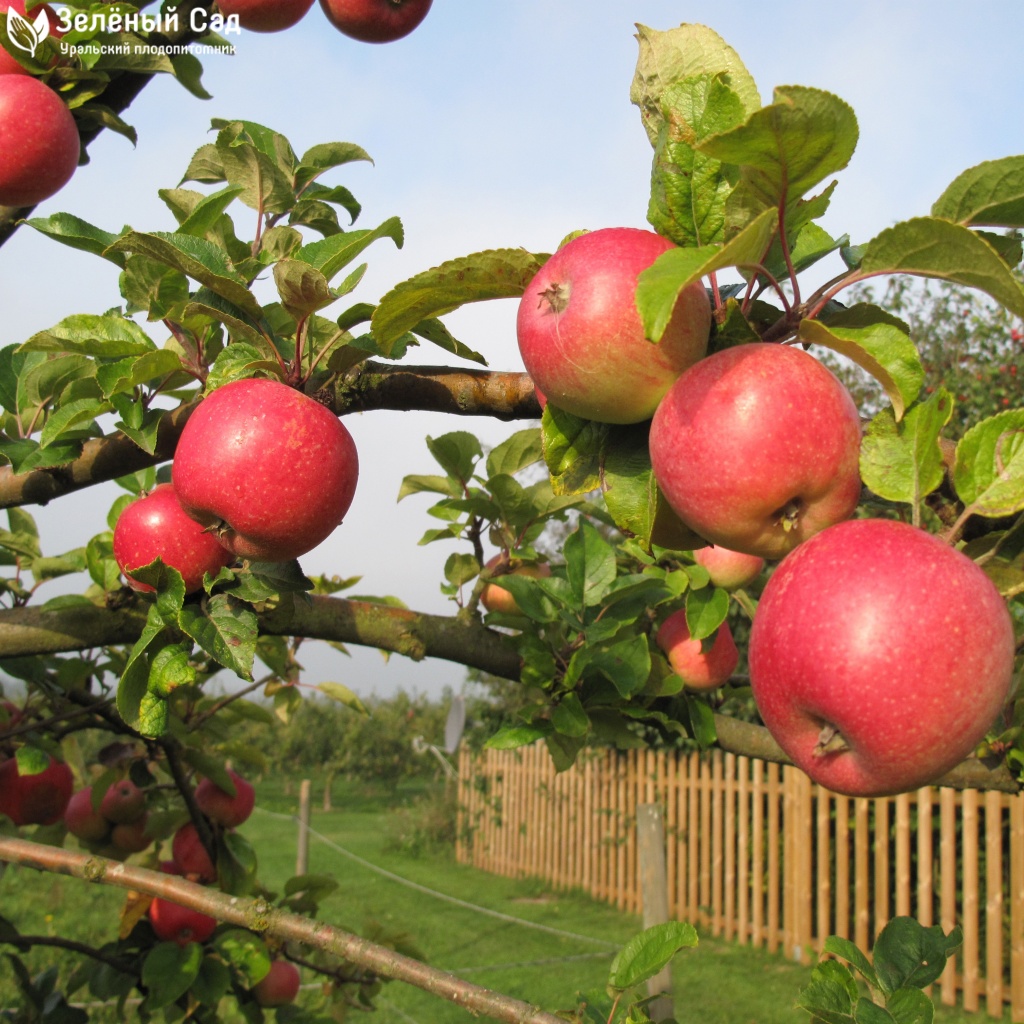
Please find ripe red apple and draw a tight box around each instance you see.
[0,75,79,207]
[516,227,711,424]
[215,0,314,32]
[692,546,765,591]
[113,483,234,595]
[650,343,862,560]
[0,754,73,825]
[172,378,359,562]
[110,814,151,854]
[480,556,552,615]
[318,0,431,42]
[253,959,301,1007]
[171,822,217,881]
[656,609,738,691]
[195,769,255,828]
[148,897,217,946]
[99,778,146,824]
[748,518,1015,797]
[64,787,112,842]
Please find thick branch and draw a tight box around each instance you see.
[0,837,566,1024]
[0,366,538,510]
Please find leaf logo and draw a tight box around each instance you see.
[5,7,50,58]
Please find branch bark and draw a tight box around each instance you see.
[0,837,567,1024]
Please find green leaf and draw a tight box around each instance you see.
[860,389,954,506]
[37,397,105,448]
[602,423,658,543]
[824,935,881,990]
[205,342,272,391]
[608,921,698,991]
[872,917,963,994]
[444,552,481,588]
[565,519,617,607]
[294,217,404,284]
[797,959,858,1024]
[954,409,1024,518]
[683,695,717,748]
[485,724,549,750]
[425,431,482,484]
[142,941,203,1011]
[95,350,184,399]
[859,217,1024,319]
[317,681,368,714]
[932,155,1024,227]
[211,929,270,986]
[178,593,257,679]
[551,693,589,737]
[855,998,898,1024]
[884,988,934,1024]
[587,635,652,699]
[23,213,126,267]
[371,248,548,355]
[272,258,335,318]
[685,586,729,641]
[14,746,49,775]
[176,185,246,237]
[408,315,488,366]
[295,140,373,190]
[120,255,192,320]
[211,119,296,215]
[542,404,609,496]
[191,956,231,1008]
[19,314,156,357]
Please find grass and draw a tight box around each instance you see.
[0,774,1009,1023]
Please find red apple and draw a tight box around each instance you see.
[318,0,431,42]
[656,609,738,691]
[113,483,234,595]
[195,769,255,828]
[0,754,73,825]
[0,0,63,75]
[148,897,217,946]
[64,787,112,842]
[692,546,765,591]
[516,227,711,424]
[171,822,217,881]
[650,343,862,560]
[479,556,552,615]
[0,75,79,207]
[172,378,359,562]
[110,814,151,854]
[99,778,146,824]
[252,959,301,1007]
[215,0,314,32]
[748,518,1015,797]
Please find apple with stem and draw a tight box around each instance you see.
[214,0,314,32]
[0,75,79,207]
[0,754,73,825]
[318,0,431,42]
[480,556,551,615]
[148,897,217,946]
[748,518,1015,797]
[195,770,256,828]
[253,959,301,1007]
[656,609,738,691]
[99,778,146,824]
[172,378,359,563]
[517,227,711,424]
[693,546,765,591]
[650,343,862,560]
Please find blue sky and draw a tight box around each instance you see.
[2,1,1023,700]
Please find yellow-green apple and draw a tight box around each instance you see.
[113,483,234,594]
[517,227,711,424]
[0,75,79,206]
[99,778,146,824]
[63,787,111,843]
[171,822,217,881]
[172,378,359,562]
[656,609,738,690]
[195,769,255,828]
[650,343,862,560]
[748,518,1015,797]
[480,555,551,615]
[693,546,764,591]
[148,897,217,946]
[0,0,63,75]
[215,0,314,32]
[110,814,151,854]
[318,0,431,42]
[253,959,301,1007]
[0,754,73,825]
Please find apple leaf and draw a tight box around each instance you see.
[685,584,729,642]
[551,693,590,738]
[210,119,297,215]
[858,217,1024,319]
[169,185,246,238]
[565,519,617,608]
[370,248,549,356]
[18,314,157,358]
[96,350,184,399]
[931,155,1024,228]
[317,681,368,714]
[406,315,487,366]
[211,929,271,987]
[797,959,859,1024]
[631,23,760,146]
[859,388,953,507]
[181,299,268,351]
[763,220,848,283]
[799,303,923,420]
[13,745,49,776]
[698,86,859,212]
[608,920,698,991]
[178,593,258,680]
[23,213,127,267]
[292,216,404,286]
[295,141,373,192]
[602,423,659,546]
[584,635,652,699]
[142,941,203,1011]
[542,404,609,496]
[636,206,778,342]
[486,428,544,479]
[484,724,549,750]
[953,409,1024,518]
[872,918,962,995]
[273,259,334,318]
[425,430,482,485]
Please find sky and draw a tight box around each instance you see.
[1,1,1023,702]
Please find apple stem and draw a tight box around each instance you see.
[813,723,850,757]
[537,282,570,315]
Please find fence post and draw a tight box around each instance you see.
[637,803,674,1021]
[296,778,311,876]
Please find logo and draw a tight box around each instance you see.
[5,7,50,58]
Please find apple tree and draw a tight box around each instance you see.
[1,18,1024,1024]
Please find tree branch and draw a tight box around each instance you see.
[0,837,567,1024]
[1,932,135,975]
[0,365,539,510]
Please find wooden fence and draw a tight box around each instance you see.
[456,744,1024,1021]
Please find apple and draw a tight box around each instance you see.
[748,518,1015,797]
[195,769,255,828]
[650,343,862,560]
[318,0,431,42]
[480,555,551,615]
[110,815,151,854]
[692,546,765,591]
[215,0,314,32]
[148,897,218,946]
[113,483,234,595]
[0,754,73,825]
[253,959,301,1007]
[171,822,217,881]
[64,787,112,843]
[99,778,146,824]
[0,75,79,207]
[516,227,711,424]
[0,0,63,76]
[172,378,359,562]
[656,609,738,691]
